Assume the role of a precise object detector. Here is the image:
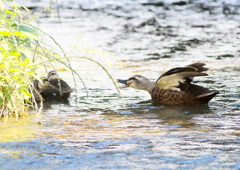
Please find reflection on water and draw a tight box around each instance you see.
[1,102,239,169]
[2,0,240,169]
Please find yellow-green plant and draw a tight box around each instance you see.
[0,1,41,119]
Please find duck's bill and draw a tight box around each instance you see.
[115,79,129,88]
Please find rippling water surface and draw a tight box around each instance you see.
[1,0,240,169]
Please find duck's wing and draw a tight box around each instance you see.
[156,66,208,91]
[158,62,208,79]
[158,66,198,79]
[187,62,208,72]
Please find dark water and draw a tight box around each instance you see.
[1,0,240,169]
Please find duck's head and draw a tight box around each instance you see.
[116,75,154,91]
[42,78,51,86]
[33,77,50,90]
[47,70,59,81]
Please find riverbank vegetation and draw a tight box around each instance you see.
[0,0,121,120]
[0,1,41,119]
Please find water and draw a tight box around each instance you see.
[1,0,240,169]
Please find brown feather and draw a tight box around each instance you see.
[156,63,209,89]
[158,66,197,80]
[150,87,196,105]
[49,79,73,93]
[187,62,208,72]
[176,71,208,79]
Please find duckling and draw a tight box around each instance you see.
[117,63,219,105]
[33,77,51,92]
[47,70,73,100]
[32,78,60,102]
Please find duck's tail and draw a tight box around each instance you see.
[195,90,219,103]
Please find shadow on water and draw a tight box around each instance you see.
[42,100,71,110]
[117,101,215,128]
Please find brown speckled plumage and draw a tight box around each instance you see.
[151,88,184,105]
[150,87,207,105]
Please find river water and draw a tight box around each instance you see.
[1,0,240,169]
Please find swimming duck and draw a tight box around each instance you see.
[117,63,219,105]
[47,70,73,100]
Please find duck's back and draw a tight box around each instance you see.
[150,87,194,105]
[150,83,219,105]
[49,79,72,93]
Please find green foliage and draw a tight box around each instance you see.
[0,1,39,118]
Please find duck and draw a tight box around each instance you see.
[47,70,73,100]
[116,63,219,105]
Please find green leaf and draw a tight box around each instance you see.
[19,53,27,61]
[11,23,18,28]
[0,97,3,106]
[5,93,11,100]
[18,39,30,46]
[17,31,38,40]
[0,28,38,39]
[17,25,38,35]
